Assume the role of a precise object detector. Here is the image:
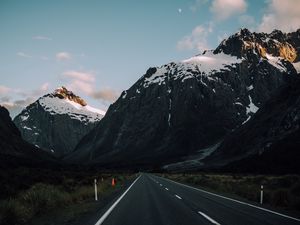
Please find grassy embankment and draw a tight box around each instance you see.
[0,167,133,225]
[160,173,300,213]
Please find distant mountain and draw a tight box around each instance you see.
[67,28,300,169]
[0,105,55,166]
[14,87,105,157]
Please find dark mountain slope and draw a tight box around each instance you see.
[205,76,300,174]
[0,105,56,167]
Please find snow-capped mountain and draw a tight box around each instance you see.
[38,87,105,123]
[67,28,299,169]
[14,87,105,157]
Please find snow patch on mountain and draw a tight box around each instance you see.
[20,114,29,121]
[265,54,287,72]
[293,62,300,73]
[143,51,242,88]
[39,96,105,123]
[182,51,242,74]
[246,95,259,114]
[23,126,32,130]
[162,142,221,171]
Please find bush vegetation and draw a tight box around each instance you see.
[0,167,132,225]
[161,173,300,212]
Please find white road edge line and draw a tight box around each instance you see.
[175,194,182,200]
[165,188,169,191]
[157,175,300,222]
[198,211,221,225]
[95,174,141,225]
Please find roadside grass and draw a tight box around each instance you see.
[0,167,133,225]
[160,173,300,213]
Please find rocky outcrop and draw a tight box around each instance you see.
[214,28,300,63]
[67,29,299,168]
[13,87,105,158]
[54,86,87,106]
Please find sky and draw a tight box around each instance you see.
[0,0,299,117]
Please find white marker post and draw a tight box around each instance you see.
[260,185,264,204]
[94,179,98,201]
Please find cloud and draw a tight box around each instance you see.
[17,83,50,98]
[17,52,32,58]
[67,79,94,96]
[63,71,95,83]
[62,70,119,102]
[92,88,119,102]
[258,0,300,32]
[239,15,256,28]
[0,85,11,95]
[39,82,50,92]
[210,0,247,20]
[190,0,209,12]
[0,83,50,118]
[62,70,95,95]
[33,35,52,41]
[177,23,213,51]
[41,56,49,60]
[0,96,11,102]
[1,97,36,118]
[56,52,72,61]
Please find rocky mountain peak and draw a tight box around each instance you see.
[53,86,87,106]
[214,29,299,63]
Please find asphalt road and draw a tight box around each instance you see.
[94,173,300,225]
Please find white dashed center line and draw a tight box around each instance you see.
[175,195,182,200]
[165,188,169,191]
[160,184,162,186]
[198,211,220,225]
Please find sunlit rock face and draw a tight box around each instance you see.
[214,28,300,63]
[54,86,87,106]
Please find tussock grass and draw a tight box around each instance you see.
[161,173,300,212]
[0,170,132,225]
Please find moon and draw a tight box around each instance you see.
[178,8,182,13]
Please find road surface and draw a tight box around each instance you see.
[94,173,300,225]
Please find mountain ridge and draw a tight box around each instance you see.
[66,28,299,169]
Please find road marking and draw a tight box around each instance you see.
[165,188,169,191]
[198,211,220,225]
[175,194,182,200]
[95,174,141,225]
[160,184,162,186]
[158,176,300,222]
